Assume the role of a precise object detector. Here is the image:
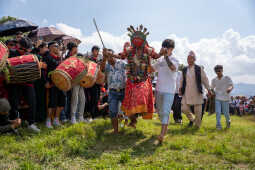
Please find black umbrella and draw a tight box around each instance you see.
[0,19,38,37]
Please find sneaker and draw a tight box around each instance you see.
[46,118,53,129]
[71,116,77,124]
[53,118,61,126]
[62,119,69,123]
[88,118,93,123]
[28,124,41,133]
[78,116,85,123]
[226,121,231,128]
[216,127,222,130]
[84,118,91,123]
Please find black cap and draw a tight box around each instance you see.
[16,31,23,35]
[5,39,17,44]
[48,41,58,47]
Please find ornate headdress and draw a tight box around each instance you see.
[127,25,149,48]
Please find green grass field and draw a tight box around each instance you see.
[0,114,255,170]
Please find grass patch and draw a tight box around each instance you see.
[0,114,255,169]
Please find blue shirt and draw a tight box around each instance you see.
[105,59,127,90]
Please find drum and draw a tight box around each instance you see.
[0,41,9,71]
[5,55,41,84]
[80,60,99,88]
[95,69,105,85]
[51,56,88,91]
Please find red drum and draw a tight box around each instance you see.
[0,41,9,71]
[80,60,99,88]
[51,56,88,91]
[5,55,41,84]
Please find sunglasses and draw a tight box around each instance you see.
[8,43,16,46]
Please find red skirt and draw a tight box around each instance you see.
[121,78,154,119]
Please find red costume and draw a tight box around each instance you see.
[121,25,159,119]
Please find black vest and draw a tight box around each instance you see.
[181,65,203,95]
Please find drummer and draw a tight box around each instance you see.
[84,45,104,121]
[44,41,66,128]
[7,37,41,133]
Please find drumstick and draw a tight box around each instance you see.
[93,18,106,49]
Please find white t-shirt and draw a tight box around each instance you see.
[211,76,233,101]
[175,71,182,94]
[153,54,179,94]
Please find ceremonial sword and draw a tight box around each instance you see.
[93,18,106,49]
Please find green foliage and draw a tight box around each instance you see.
[0,115,255,169]
[0,16,17,24]
[0,16,18,42]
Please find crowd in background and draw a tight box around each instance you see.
[229,96,255,116]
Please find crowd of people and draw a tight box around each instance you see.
[0,27,253,145]
[229,95,255,116]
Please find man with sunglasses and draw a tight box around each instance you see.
[44,41,66,128]
[7,37,40,133]
[211,65,233,130]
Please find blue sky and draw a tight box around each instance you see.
[0,0,255,42]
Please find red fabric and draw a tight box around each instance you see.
[121,78,154,119]
[50,53,60,60]
[0,42,8,61]
[17,49,25,55]
[7,55,36,66]
[56,57,87,80]
[87,62,98,77]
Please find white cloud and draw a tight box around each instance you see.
[55,23,255,84]
[56,23,82,38]
[42,19,48,25]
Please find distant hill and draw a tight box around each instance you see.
[232,83,255,96]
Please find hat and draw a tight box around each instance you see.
[48,41,58,47]
[5,39,17,44]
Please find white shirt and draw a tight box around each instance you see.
[153,54,179,94]
[211,76,233,101]
[175,71,182,94]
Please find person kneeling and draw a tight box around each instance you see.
[0,98,21,134]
